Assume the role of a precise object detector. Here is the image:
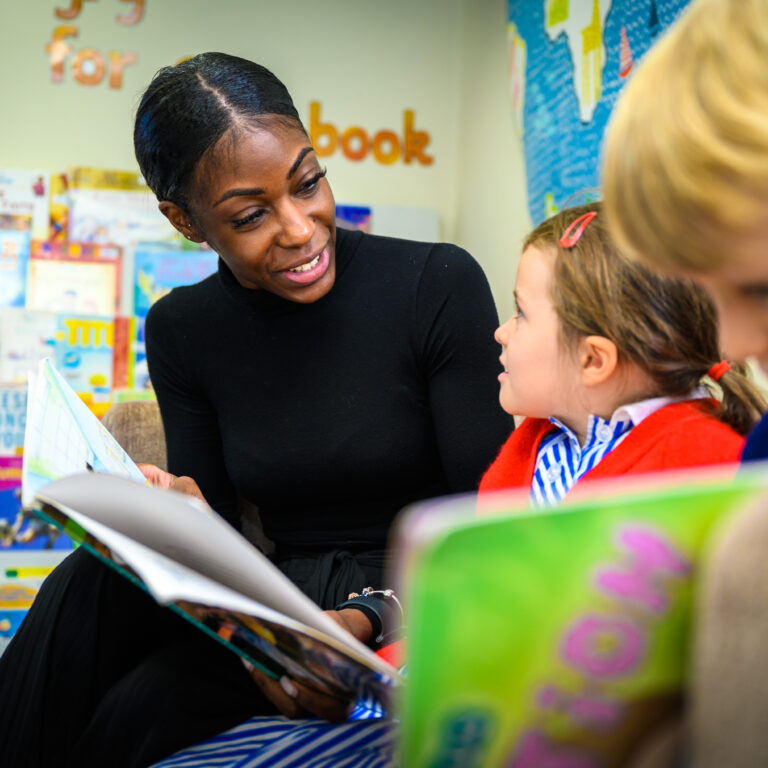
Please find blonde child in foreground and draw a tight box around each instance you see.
[602,1,768,764]
[480,202,765,500]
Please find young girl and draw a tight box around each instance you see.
[480,202,766,500]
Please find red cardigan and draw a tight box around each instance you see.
[479,400,745,494]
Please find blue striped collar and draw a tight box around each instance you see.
[531,414,632,508]
[531,390,708,508]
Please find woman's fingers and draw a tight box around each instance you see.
[248,666,308,718]
[169,475,207,502]
[137,463,176,489]
[246,664,353,722]
[137,464,208,504]
[287,677,353,723]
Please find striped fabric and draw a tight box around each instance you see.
[151,716,396,768]
[151,676,400,767]
[530,413,632,507]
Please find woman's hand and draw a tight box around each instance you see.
[243,610,373,721]
[245,664,354,723]
[137,463,207,503]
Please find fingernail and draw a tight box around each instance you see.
[280,675,298,698]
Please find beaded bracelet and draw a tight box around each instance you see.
[335,586,405,646]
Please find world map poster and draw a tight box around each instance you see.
[508,0,693,224]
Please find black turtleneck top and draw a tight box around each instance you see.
[144,228,512,552]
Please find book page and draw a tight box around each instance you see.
[35,472,389,673]
[39,497,390,679]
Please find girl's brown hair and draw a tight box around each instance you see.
[525,202,765,435]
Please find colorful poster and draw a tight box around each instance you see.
[133,242,219,318]
[0,169,50,240]
[508,0,692,223]
[26,240,121,316]
[398,469,768,766]
[0,230,31,309]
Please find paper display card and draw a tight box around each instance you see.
[394,470,768,767]
[0,230,31,309]
[0,170,50,241]
[0,308,58,385]
[26,241,121,316]
[133,242,219,318]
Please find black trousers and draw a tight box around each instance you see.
[0,545,387,768]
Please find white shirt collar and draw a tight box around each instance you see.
[611,387,709,427]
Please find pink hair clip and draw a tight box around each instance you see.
[559,211,598,248]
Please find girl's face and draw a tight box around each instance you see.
[495,244,581,420]
[184,123,336,304]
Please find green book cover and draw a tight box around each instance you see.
[396,468,768,767]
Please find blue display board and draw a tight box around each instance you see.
[508,0,692,224]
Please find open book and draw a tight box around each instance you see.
[23,359,401,708]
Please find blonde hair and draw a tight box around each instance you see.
[603,0,768,272]
[526,203,765,435]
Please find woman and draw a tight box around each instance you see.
[0,53,510,767]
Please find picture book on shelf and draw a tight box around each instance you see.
[22,359,401,708]
[393,470,768,767]
[26,240,121,316]
[48,172,69,241]
[53,314,135,416]
[0,552,70,656]
[0,381,73,652]
[0,230,31,309]
[133,242,219,317]
[0,384,26,457]
[1,454,73,553]
[0,308,57,384]
[0,169,50,241]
